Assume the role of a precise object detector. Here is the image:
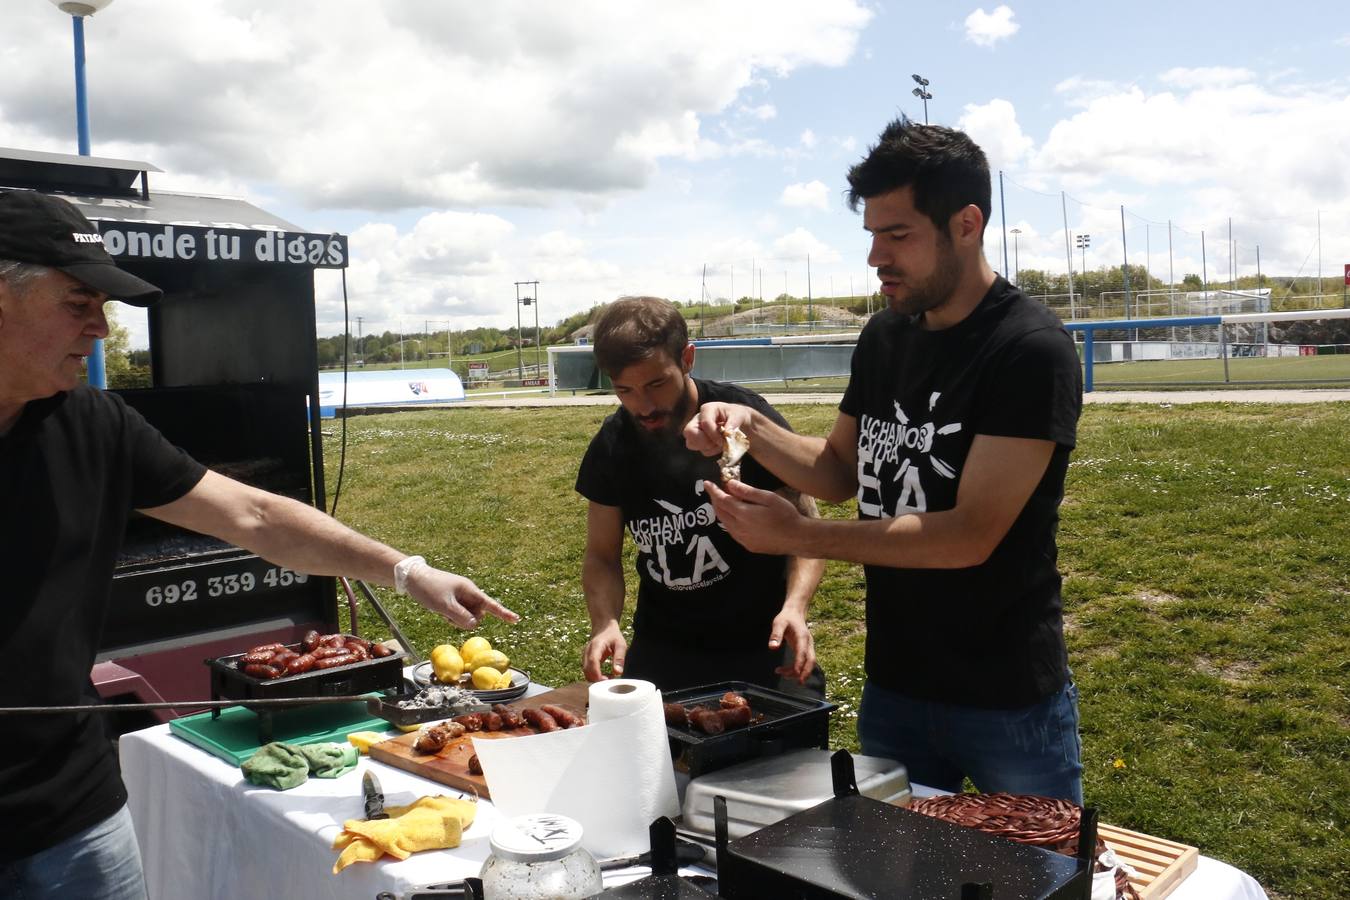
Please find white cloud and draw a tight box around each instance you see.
[1158,67,1255,89]
[747,104,778,120]
[800,129,819,148]
[957,99,1034,171]
[1053,76,1131,109]
[781,180,831,211]
[964,5,1019,48]
[1337,34,1350,47]
[0,0,872,212]
[772,228,841,262]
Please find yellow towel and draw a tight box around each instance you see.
[332,795,477,873]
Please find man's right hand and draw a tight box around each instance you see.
[684,402,756,457]
[582,621,627,682]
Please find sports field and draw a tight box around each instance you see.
[326,401,1348,899]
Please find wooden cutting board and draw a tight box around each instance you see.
[368,682,590,798]
[1098,822,1198,899]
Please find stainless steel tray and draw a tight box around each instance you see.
[681,748,910,839]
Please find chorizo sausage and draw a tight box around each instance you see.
[482,712,503,732]
[663,703,689,727]
[301,630,321,652]
[312,645,350,660]
[467,754,483,775]
[271,649,300,667]
[344,642,370,661]
[319,633,347,648]
[719,691,750,710]
[521,708,560,733]
[243,663,282,680]
[492,705,524,729]
[452,713,485,732]
[370,642,394,658]
[343,636,371,651]
[689,708,725,735]
[718,705,752,729]
[313,653,356,669]
[540,705,583,728]
[240,650,277,666]
[246,642,285,656]
[284,653,317,675]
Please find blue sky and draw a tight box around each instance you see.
[3,1,1347,347]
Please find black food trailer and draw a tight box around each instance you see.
[1,147,352,726]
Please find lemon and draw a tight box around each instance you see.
[430,644,465,683]
[471,666,506,690]
[475,649,510,672]
[459,636,492,667]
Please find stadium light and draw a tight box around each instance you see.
[911,73,932,123]
[1010,228,1022,286]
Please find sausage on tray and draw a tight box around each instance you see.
[663,703,689,727]
[314,653,356,669]
[243,663,283,680]
[719,691,750,710]
[283,653,317,675]
[492,705,524,729]
[301,630,322,652]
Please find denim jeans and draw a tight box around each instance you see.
[0,804,147,900]
[858,678,1084,804]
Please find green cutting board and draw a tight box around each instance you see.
[169,700,392,766]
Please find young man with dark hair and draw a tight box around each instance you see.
[0,190,518,900]
[685,118,1085,801]
[575,296,825,696]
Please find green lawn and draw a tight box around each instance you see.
[326,402,1348,900]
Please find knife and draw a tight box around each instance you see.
[596,838,706,871]
[362,769,389,820]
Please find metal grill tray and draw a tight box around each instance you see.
[661,681,836,779]
[206,635,407,703]
[366,690,490,728]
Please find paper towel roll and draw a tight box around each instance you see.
[588,679,658,722]
[471,680,680,858]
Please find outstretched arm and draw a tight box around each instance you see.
[685,403,861,503]
[705,434,1056,569]
[142,470,518,629]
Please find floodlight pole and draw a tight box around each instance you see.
[51,0,115,388]
[1010,228,1022,286]
[514,281,538,379]
[911,74,932,124]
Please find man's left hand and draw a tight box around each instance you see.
[769,608,815,684]
[703,479,807,556]
[405,566,520,630]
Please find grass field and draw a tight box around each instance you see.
[324,402,1348,900]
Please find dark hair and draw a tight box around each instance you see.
[592,296,688,377]
[846,116,991,236]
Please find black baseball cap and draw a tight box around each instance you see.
[0,189,162,306]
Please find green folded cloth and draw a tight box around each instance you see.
[299,742,360,778]
[242,742,310,790]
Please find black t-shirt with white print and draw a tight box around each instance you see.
[575,379,791,651]
[840,276,1082,709]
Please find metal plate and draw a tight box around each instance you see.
[410,662,531,702]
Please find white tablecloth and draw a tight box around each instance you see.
[121,725,1268,900]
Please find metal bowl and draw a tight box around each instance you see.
[411,662,531,702]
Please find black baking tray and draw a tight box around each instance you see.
[661,681,835,779]
[206,635,407,704]
[593,874,719,898]
[717,794,1092,899]
[366,690,489,727]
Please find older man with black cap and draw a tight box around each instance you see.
[0,191,519,899]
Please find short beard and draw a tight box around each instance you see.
[632,383,694,446]
[889,233,962,319]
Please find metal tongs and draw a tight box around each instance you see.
[342,577,423,664]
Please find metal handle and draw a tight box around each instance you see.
[349,577,423,664]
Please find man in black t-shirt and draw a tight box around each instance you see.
[685,119,1084,802]
[0,191,519,900]
[575,296,825,695]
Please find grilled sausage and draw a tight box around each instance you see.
[718,705,752,728]
[271,649,300,667]
[240,650,278,666]
[243,663,283,680]
[312,645,350,660]
[663,703,689,727]
[452,713,486,732]
[319,633,347,648]
[284,653,317,675]
[689,708,725,735]
[720,691,750,710]
[246,642,286,656]
[482,712,503,732]
[370,642,394,658]
[313,653,356,669]
[343,636,371,651]
[467,754,483,775]
[521,708,560,733]
[345,642,370,662]
[540,705,583,728]
[492,705,524,729]
[301,630,322,652]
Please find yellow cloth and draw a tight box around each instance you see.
[331,795,477,873]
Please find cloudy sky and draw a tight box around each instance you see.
[3,0,1348,347]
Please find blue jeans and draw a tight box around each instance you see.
[859,679,1083,804]
[0,804,147,900]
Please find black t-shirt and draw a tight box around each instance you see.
[575,379,791,651]
[0,386,206,859]
[840,277,1082,709]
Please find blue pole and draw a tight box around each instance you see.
[71,13,107,388]
[72,16,91,156]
